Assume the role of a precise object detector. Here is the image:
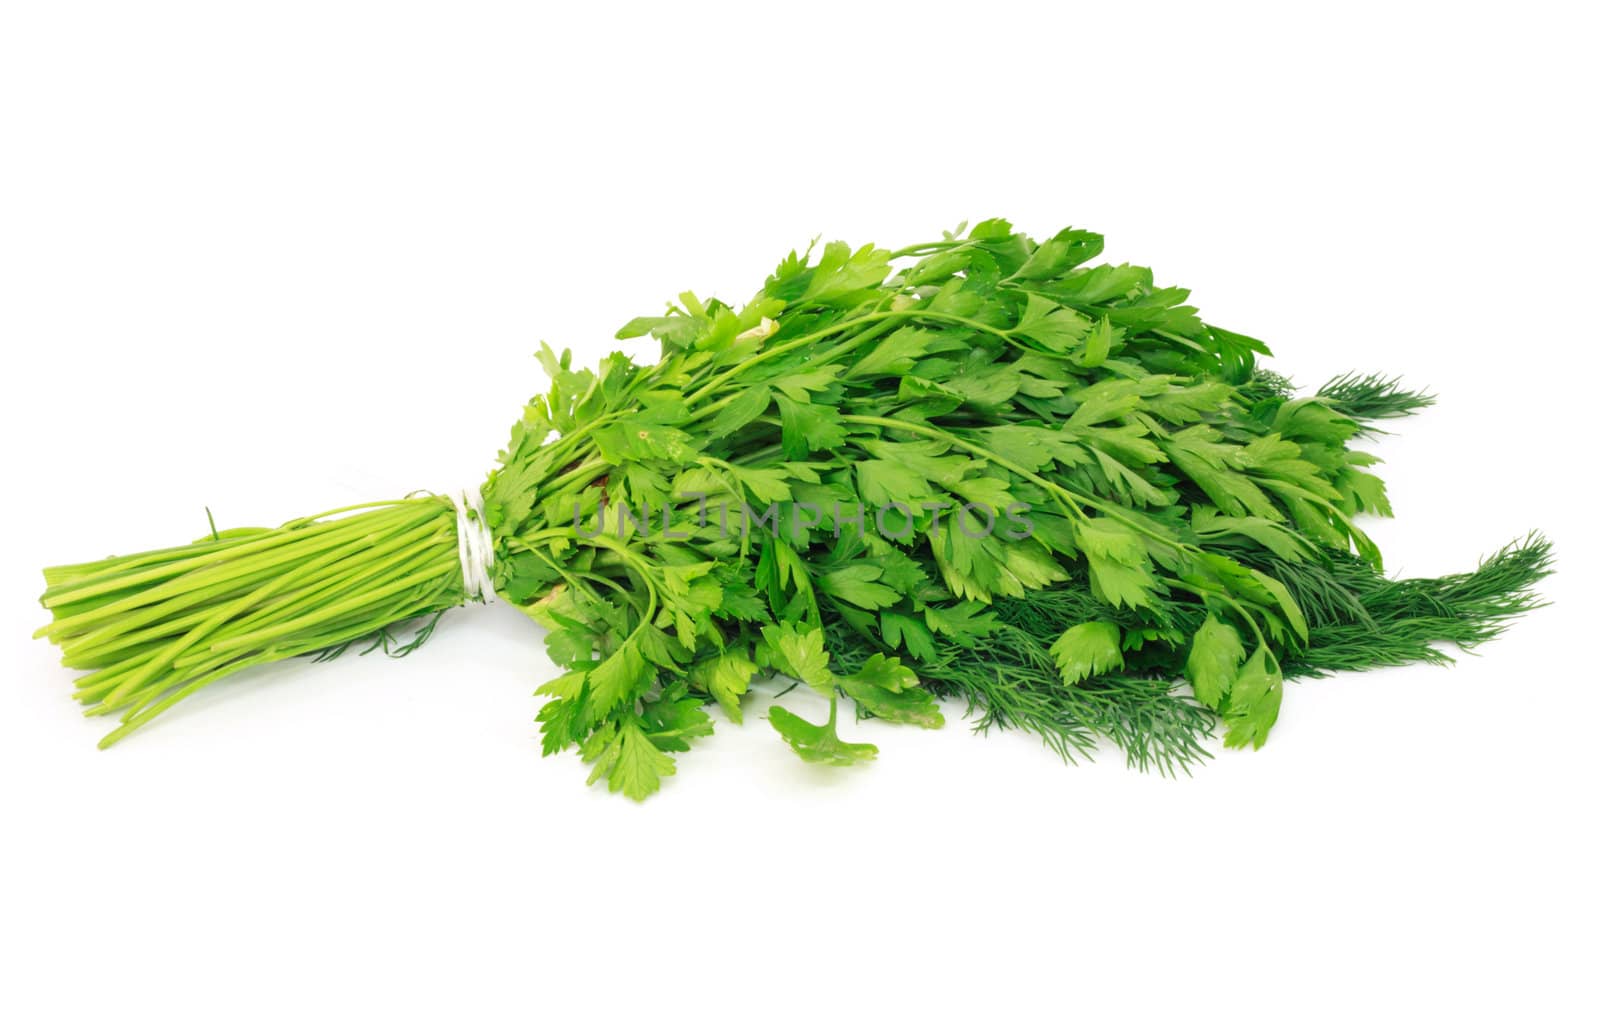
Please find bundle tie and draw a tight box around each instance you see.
[448,488,496,604]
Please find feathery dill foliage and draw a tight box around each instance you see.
[36,220,1550,799]
[1316,372,1437,426]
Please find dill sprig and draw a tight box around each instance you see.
[1284,534,1552,675]
[1317,372,1436,428]
[831,535,1552,775]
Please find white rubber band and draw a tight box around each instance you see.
[448,488,496,604]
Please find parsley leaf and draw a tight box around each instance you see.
[768,695,879,766]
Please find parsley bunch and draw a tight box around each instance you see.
[37,221,1550,799]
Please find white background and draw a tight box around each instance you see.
[3,3,1596,1028]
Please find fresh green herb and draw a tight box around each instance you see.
[36,221,1551,799]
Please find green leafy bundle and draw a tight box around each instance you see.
[36,221,1550,799]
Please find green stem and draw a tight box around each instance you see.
[684,308,1014,408]
[840,414,1093,523]
[40,496,470,741]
